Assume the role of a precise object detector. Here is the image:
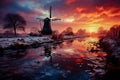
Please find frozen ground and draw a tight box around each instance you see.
[0,36,53,49]
[0,35,81,49]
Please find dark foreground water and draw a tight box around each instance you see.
[0,37,107,80]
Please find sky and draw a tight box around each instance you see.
[0,0,120,33]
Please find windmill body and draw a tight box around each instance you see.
[41,17,52,35]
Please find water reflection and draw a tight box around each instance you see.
[0,37,107,80]
[44,45,51,57]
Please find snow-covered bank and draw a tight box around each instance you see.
[0,35,86,50]
[64,35,88,40]
[0,37,53,50]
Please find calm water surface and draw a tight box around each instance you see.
[0,37,107,80]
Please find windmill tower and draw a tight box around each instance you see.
[37,6,61,35]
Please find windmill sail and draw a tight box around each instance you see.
[50,6,52,18]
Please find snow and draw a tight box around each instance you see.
[102,38,117,48]
[64,35,79,39]
[0,36,53,49]
[0,35,81,49]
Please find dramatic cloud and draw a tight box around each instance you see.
[0,0,120,33]
[0,0,33,13]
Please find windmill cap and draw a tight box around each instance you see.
[44,17,50,22]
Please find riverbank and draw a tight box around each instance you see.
[0,36,53,50]
[0,35,82,51]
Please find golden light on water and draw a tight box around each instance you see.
[63,48,74,53]
[85,37,99,42]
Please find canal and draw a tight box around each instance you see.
[0,37,107,80]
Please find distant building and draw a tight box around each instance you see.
[41,18,52,35]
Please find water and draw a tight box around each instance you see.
[0,37,107,80]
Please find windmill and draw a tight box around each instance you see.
[36,6,61,35]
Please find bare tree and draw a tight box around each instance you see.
[3,13,26,36]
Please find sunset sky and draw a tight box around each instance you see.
[0,0,120,33]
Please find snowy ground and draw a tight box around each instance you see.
[0,35,81,50]
[0,37,53,49]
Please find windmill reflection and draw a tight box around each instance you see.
[44,45,51,57]
[42,42,63,63]
[43,45,52,63]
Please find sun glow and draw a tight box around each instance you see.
[86,27,98,33]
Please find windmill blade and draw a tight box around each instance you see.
[51,18,61,21]
[36,18,44,21]
[50,6,52,18]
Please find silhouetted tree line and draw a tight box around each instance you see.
[106,25,120,40]
[99,25,120,52]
